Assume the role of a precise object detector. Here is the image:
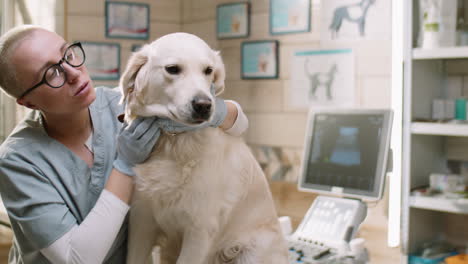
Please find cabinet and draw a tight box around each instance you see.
[402,0,468,263]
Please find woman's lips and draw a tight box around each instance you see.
[74,81,89,96]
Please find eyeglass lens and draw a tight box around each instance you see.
[45,44,85,88]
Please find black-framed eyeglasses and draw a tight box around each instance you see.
[18,42,86,99]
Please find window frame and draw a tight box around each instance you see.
[0,0,17,143]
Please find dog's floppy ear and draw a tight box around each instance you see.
[119,47,149,122]
[119,47,149,105]
[212,50,225,96]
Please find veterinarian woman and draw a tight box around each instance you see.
[0,25,249,264]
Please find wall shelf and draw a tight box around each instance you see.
[413,47,468,60]
[411,122,468,137]
[403,1,468,260]
[410,195,468,214]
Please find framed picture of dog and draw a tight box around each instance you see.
[81,42,121,80]
[270,0,311,35]
[321,0,390,42]
[241,40,279,79]
[288,49,355,109]
[216,2,250,39]
[105,2,150,39]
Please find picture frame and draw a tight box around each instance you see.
[105,2,150,39]
[241,40,279,79]
[131,44,143,52]
[216,2,250,39]
[270,0,311,35]
[81,42,121,80]
[289,49,355,109]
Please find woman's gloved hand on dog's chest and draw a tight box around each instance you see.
[112,114,219,176]
[113,116,161,176]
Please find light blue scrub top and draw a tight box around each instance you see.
[0,87,127,264]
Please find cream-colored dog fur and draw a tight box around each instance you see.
[121,33,288,264]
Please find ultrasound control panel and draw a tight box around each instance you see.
[288,238,336,264]
[287,196,367,263]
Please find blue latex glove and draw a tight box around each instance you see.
[113,116,161,176]
[209,84,227,128]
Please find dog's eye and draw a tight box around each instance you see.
[204,67,213,75]
[165,65,181,75]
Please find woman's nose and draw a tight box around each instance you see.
[62,63,81,83]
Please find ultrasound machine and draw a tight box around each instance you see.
[286,108,393,264]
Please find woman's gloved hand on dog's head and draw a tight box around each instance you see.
[153,85,227,133]
[113,90,227,176]
[209,84,227,128]
[113,116,161,176]
[155,97,227,133]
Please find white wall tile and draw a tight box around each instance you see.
[248,0,269,14]
[67,15,106,42]
[67,0,103,16]
[182,0,215,22]
[150,0,182,23]
[181,20,217,49]
[220,47,241,81]
[360,76,392,108]
[222,80,284,113]
[356,55,392,77]
[149,22,182,41]
[68,0,181,23]
[245,113,308,147]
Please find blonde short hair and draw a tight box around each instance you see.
[0,25,45,99]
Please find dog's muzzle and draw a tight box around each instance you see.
[191,94,212,121]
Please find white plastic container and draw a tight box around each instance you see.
[421,0,458,48]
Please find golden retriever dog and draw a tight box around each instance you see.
[120,32,288,264]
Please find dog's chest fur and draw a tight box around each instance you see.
[133,127,253,231]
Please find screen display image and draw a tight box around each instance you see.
[299,110,392,200]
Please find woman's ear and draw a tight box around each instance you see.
[212,50,225,96]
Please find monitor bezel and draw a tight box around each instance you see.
[298,108,393,202]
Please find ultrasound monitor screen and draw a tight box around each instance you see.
[299,110,392,201]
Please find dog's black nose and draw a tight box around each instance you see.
[191,95,212,120]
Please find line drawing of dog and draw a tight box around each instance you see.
[304,59,338,101]
[329,0,376,39]
[119,32,289,264]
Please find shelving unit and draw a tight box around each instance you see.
[413,46,468,60]
[411,122,468,137]
[402,0,468,263]
[409,195,468,214]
